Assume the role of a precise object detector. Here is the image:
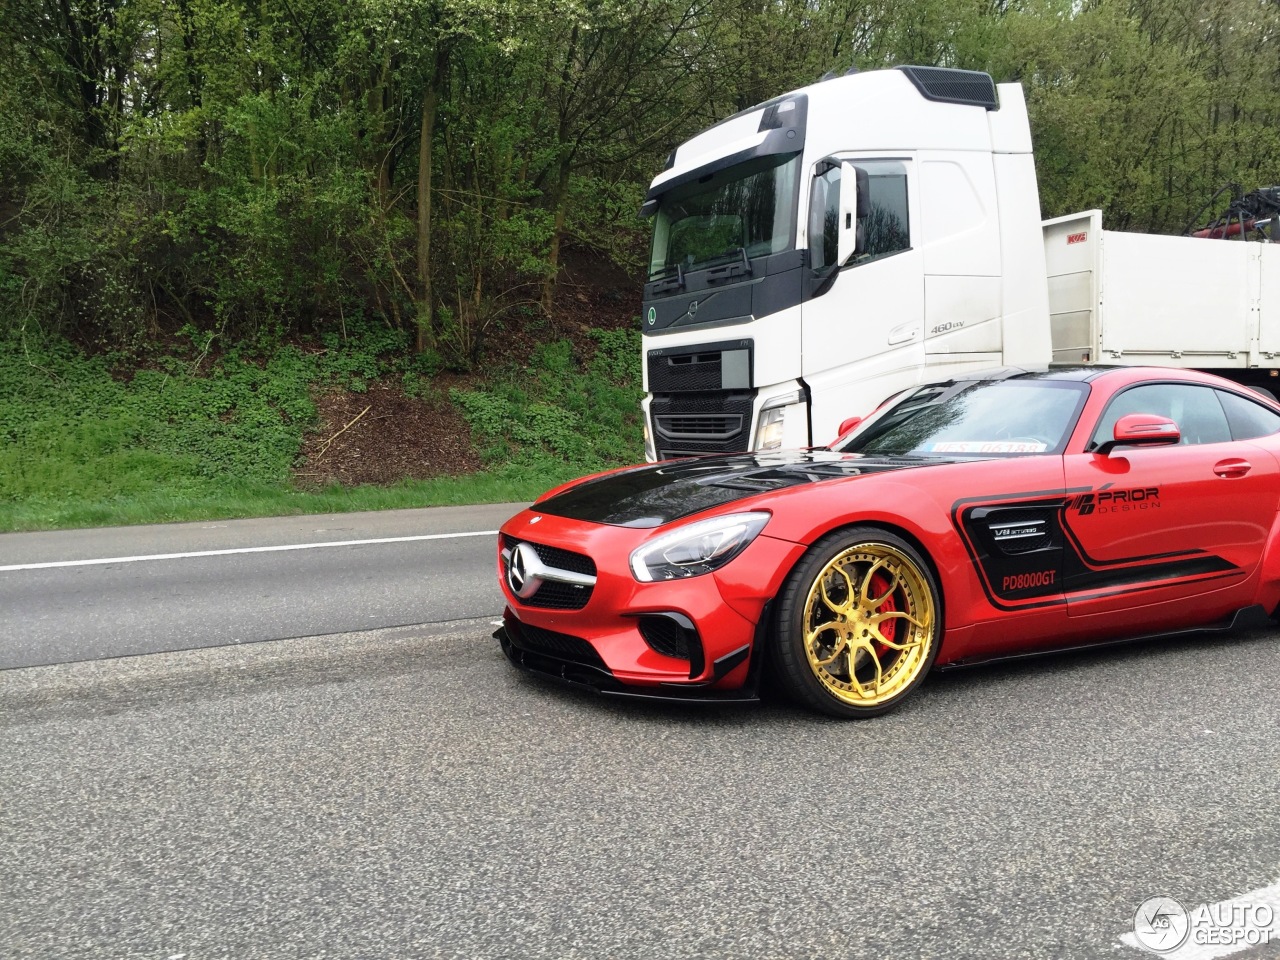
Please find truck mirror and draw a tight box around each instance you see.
[838,162,858,265]
[838,162,870,264]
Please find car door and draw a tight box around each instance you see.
[1062,382,1278,621]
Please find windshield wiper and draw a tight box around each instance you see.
[648,261,685,294]
[704,246,753,283]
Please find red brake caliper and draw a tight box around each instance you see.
[867,571,897,655]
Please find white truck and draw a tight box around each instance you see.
[638,65,1280,460]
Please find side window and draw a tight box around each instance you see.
[1090,383,1231,449]
[807,158,910,274]
[1217,389,1280,439]
[859,161,910,261]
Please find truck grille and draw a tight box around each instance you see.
[651,392,755,458]
[653,413,744,442]
[648,351,725,393]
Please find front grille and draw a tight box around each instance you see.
[522,581,592,609]
[651,391,756,458]
[653,413,744,441]
[501,535,596,609]
[506,619,607,671]
[648,351,724,393]
[502,535,596,576]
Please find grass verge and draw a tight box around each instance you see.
[0,324,642,532]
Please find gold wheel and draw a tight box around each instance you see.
[800,541,936,709]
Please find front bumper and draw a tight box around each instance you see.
[495,620,764,705]
[495,507,806,702]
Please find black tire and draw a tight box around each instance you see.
[770,526,941,718]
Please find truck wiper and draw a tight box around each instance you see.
[703,247,753,283]
[648,261,685,294]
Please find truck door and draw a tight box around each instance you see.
[1062,382,1275,622]
[802,158,925,442]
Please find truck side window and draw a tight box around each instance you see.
[809,159,911,274]
[857,160,910,262]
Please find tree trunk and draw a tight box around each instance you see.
[416,83,440,352]
[541,155,573,318]
[415,41,451,353]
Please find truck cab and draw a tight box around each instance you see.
[639,66,1052,459]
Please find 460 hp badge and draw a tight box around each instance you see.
[1072,486,1161,516]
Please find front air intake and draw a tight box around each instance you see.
[637,614,705,679]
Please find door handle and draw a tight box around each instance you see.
[1213,458,1251,478]
[888,323,919,345]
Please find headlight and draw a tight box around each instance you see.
[754,391,803,451]
[630,512,771,582]
[754,406,786,450]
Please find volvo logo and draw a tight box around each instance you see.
[507,542,544,599]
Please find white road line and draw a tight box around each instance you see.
[1120,878,1280,959]
[0,530,501,573]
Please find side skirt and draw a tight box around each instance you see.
[935,604,1274,672]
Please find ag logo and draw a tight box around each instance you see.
[1132,896,1190,953]
[506,542,544,599]
[647,307,657,326]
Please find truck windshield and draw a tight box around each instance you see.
[648,152,801,280]
[838,379,1089,457]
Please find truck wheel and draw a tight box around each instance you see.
[772,527,940,718]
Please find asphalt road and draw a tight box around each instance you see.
[3,507,1280,959]
[0,504,523,669]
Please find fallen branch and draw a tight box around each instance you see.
[315,405,371,461]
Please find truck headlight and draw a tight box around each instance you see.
[630,512,771,582]
[754,406,787,450]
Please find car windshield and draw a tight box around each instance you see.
[648,152,801,279]
[837,379,1089,457]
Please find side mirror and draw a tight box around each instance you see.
[836,162,870,265]
[1096,414,1181,455]
[835,415,863,441]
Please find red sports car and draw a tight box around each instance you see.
[496,367,1280,717]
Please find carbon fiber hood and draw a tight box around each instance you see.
[535,450,948,528]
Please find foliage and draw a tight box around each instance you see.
[0,321,420,520]
[0,323,633,530]
[7,0,1280,530]
[6,0,1280,357]
[452,328,642,470]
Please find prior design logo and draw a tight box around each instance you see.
[1132,897,1191,953]
[1072,485,1161,516]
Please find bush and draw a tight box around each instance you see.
[452,327,642,471]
